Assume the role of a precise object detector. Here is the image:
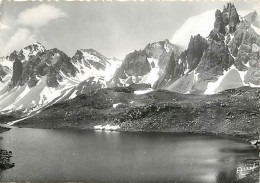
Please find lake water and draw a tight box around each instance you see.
[0,127,258,182]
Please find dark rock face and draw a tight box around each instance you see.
[224,3,240,33]
[111,39,181,88]
[159,35,208,91]
[228,22,260,70]
[154,52,183,89]
[15,48,77,88]
[112,50,151,85]
[128,83,151,91]
[209,3,240,41]
[214,10,226,35]
[182,34,209,72]
[9,51,19,62]
[12,58,23,86]
[120,50,150,77]
[197,41,234,79]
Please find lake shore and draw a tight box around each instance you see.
[0,126,15,170]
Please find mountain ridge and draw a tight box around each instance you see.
[0,3,259,116]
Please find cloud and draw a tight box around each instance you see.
[0,4,66,56]
[171,9,254,49]
[1,28,37,56]
[0,23,9,30]
[17,4,67,28]
[171,10,215,49]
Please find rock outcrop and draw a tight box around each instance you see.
[110,39,181,88]
[12,58,23,86]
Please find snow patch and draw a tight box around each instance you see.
[248,82,260,87]
[94,124,120,131]
[113,103,121,108]
[204,65,248,95]
[140,58,160,86]
[251,25,260,35]
[69,90,78,99]
[134,88,153,95]
[194,71,199,81]
[0,58,13,70]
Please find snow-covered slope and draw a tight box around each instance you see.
[0,44,121,115]
[72,49,121,83]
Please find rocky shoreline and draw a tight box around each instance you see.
[0,126,15,171]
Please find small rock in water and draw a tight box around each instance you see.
[0,149,15,170]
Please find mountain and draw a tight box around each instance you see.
[165,3,260,94]
[109,3,260,95]
[0,44,121,115]
[71,49,121,82]
[109,39,181,88]
[0,3,259,117]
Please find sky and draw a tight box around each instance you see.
[0,1,258,59]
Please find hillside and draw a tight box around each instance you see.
[7,85,259,141]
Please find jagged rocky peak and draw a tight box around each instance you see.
[197,41,234,78]
[166,4,260,94]
[9,46,77,88]
[111,39,181,88]
[22,42,46,54]
[227,11,260,71]
[223,3,240,33]
[115,49,150,80]
[185,34,209,71]
[209,3,240,41]
[71,48,110,71]
[155,35,208,89]
[9,51,19,62]
[145,39,180,58]
[9,42,46,63]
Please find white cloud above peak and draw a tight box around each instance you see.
[1,28,37,56]
[17,4,67,28]
[171,10,215,49]
[171,9,253,49]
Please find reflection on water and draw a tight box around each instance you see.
[0,128,258,182]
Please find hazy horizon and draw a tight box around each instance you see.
[0,1,258,59]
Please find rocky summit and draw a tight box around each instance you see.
[109,39,181,88]
[166,3,260,94]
